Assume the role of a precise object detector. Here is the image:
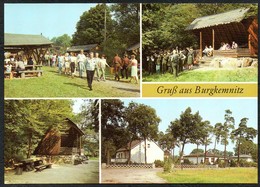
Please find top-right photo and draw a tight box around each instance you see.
[142,3,258,82]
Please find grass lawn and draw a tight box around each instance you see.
[4,66,140,98]
[142,68,258,82]
[157,167,258,183]
[89,157,99,161]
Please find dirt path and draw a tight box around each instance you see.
[101,168,167,183]
[5,160,99,184]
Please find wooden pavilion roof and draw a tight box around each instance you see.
[186,8,250,31]
[67,44,99,52]
[4,33,52,47]
[127,42,140,51]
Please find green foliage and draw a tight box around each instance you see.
[154,159,164,168]
[51,34,72,54]
[163,158,172,173]
[72,4,140,62]
[72,4,114,45]
[190,148,204,155]
[4,100,73,163]
[183,159,193,165]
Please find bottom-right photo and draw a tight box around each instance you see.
[101,99,257,184]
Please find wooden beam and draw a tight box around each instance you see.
[200,31,202,57]
[212,29,215,55]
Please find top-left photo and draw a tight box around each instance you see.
[4,3,140,98]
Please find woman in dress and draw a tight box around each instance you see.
[127,54,138,84]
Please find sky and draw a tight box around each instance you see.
[4,3,97,39]
[121,98,258,155]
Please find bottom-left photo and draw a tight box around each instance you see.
[4,99,99,184]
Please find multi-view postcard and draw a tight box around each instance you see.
[2,2,258,186]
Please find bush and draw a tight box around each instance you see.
[163,158,172,173]
[154,160,164,168]
[183,159,193,165]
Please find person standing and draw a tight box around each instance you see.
[128,54,138,84]
[187,47,194,70]
[70,52,76,78]
[77,50,86,78]
[121,54,130,79]
[57,54,64,74]
[100,54,110,81]
[170,50,179,77]
[64,53,70,75]
[85,52,96,91]
[94,52,101,81]
[113,53,122,81]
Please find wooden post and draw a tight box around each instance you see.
[79,136,82,155]
[212,29,215,56]
[200,31,202,58]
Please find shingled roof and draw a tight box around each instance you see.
[127,42,140,51]
[186,8,250,31]
[4,33,52,46]
[67,44,99,52]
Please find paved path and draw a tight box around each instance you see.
[102,168,167,183]
[5,160,99,184]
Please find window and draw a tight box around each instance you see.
[147,144,150,148]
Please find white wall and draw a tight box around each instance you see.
[130,140,164,164]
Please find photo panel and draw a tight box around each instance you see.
[4,99,99,184]
[142,3,258,83]
[101,98,258,184]
[4,3,141,98]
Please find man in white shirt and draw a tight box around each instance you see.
[85,52,96,91]
[77,50,86,78]
[94,52,101,81]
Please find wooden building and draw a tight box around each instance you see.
[127,42,140,56]
[4,33,52,64]
[67,44,99,53]
[33,118,84,156]
[186,8,258,57]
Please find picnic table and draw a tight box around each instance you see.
[24,65,43,70]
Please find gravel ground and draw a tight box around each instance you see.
[5,160,99,184]
[101,168,167,183]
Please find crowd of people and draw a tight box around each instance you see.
[43,50,138,90]
[145,47,198,77]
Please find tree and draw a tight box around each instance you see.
[158,130,177,160]
[125,102,161,164]
[72,4,114,45]
[214,110,235,167]
[190,148,204,155]
[200,121,213,165]
[168,107,203,169]
[51,34,71,53]
[4,100,73,163]
[101,99,128,164]
[231,118,257,166]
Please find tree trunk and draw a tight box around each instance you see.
[224,143,227,168]
[128,140,132,165]
[27,132,32,159]
[196,144,199,165]
[204,140,207,165]
[106,149,110,165]
[237,140,240,167]
[144,139,147,164]
[180,143,185,170]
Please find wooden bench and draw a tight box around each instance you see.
[35,163,52,172]
[18,70,43,78]
[4,72,17,79]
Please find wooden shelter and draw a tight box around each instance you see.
[127,42,140,55]
[33,118,84,156]
[4,33,52,64]
[186,8,258,57]
[67,44,99,53]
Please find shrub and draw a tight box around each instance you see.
[154,160,164,168]
[163,158,172,173]
[183,159,193,165]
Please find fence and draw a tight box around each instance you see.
[105,164,154,169]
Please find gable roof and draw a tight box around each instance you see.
[184,153,223,158]
[117,139,164,152]
[67,44,98,52]
[186,8,250,31]
[4,33,52,47]
[64,118,84,136]
[127,42,140,51]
